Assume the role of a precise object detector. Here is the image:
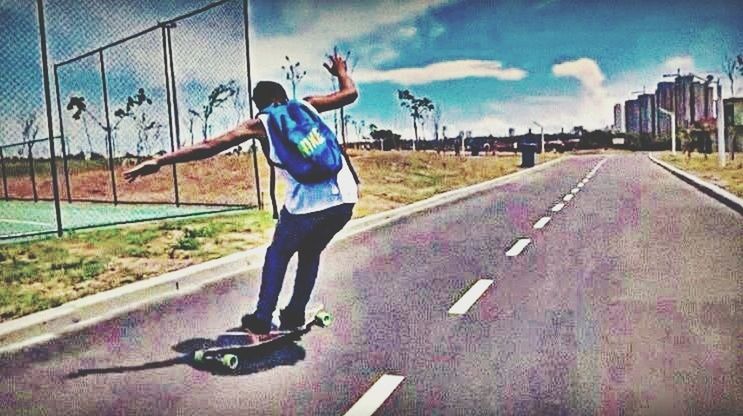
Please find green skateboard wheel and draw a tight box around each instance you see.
[315,310,333,328]
[193,350,205,362]
[221,354,239,370]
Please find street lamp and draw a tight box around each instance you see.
[532,121,544,154]
[657,106,676,154]
[715,78,725,167]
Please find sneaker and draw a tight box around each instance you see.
[279,308,305,331]
[240,313,271,334]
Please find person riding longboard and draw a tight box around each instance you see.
[124,51,359,334]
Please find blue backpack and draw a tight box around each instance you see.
[258,100,359,218]
[260,100,343,183]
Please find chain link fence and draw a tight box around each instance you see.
[1,0,264,240]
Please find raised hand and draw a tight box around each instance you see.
[123,159,160,183]
[323,49,349,77]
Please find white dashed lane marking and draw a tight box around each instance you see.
[343,374,405,416]
[448,279,494,315]
[533,216,551,229]
[551,203,565,212]
[571,188,580,194]
[563,194,574,202]
[505,238,531,257]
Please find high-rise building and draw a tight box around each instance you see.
[613,103,623,132]
[655,82,675,140]
[638,93,655,136]
[674,75,694,128]
[691,81,706,124]
[625,99,640,135]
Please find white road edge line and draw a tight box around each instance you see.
[343,374,405,416]
[563,194,574,202]
[448,279,494,315]
[505,238,531,257]
[551,202,565,212]
[0,218,54,226]
[533,216,551,229]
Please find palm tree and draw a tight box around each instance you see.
[397,89,434,151]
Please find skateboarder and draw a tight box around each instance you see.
[124,51,359,334]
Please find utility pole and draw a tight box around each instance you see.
[532,121,544,154]
[657,107,676,154]
[716,79,726,167]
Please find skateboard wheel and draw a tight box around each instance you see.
[221,354,239,370]
[193,350,205,362]
[315,310,333,328]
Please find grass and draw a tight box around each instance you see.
[0,150,563,322]
[659,152,743,198]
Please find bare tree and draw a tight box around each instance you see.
[282,56,307,99]
[326,47,356,148]
[18,113,40,200]
[723,54,740,97]
[112,88,163,158]
[192,81,238,141]
[186,110,199,146]
[67,96,108,155]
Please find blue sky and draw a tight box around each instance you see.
[1,0,741,150]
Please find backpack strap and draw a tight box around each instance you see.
[256,135,279,220]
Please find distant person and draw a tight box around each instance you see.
[124,51,359,334]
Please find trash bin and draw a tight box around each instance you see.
[519,142,537,167]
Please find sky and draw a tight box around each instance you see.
[0,0,741,152]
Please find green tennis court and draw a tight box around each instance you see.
[0,200,247,241]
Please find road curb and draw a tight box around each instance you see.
[648,153,743,215]
[0,155,569,353]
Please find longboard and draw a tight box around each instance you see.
[193,305,332,370]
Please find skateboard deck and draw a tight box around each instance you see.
[193,305,332,370]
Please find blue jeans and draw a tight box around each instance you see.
[254,203,354,322]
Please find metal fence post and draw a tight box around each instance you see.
[99,50,118,205]
[242,0,261,209]
[161,24,180,207]
[165,25,182,207]
[27,142,38,201]
[36,0,64,236]
[0,147,8,201]
[54,65,72,202]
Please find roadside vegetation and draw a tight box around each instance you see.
[659,152,743,198]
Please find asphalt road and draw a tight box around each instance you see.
[1,153,741,415]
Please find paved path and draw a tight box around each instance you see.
[1,153,740,415]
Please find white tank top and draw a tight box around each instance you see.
[257,100,358,214]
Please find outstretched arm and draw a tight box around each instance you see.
[123,118,266,183]
[303,52,358,113]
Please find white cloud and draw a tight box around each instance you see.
[448,58,614,135]
[662,56,696,74]
[398,26,418,38]
[552,58,606,97]
[355,60,528,85]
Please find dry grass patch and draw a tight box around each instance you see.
[659,152,743,198]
